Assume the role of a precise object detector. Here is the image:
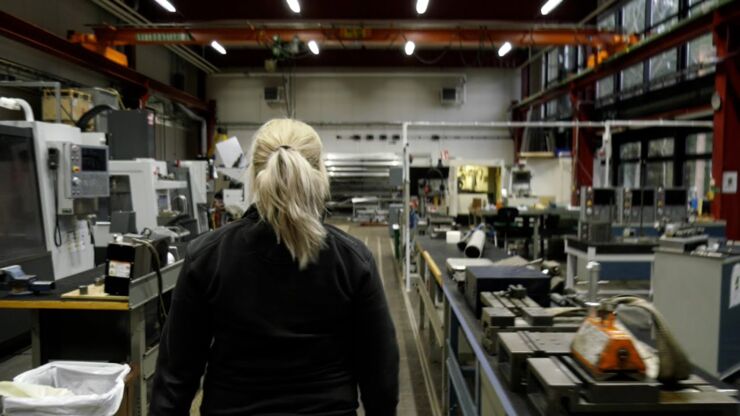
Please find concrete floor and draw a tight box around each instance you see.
[0,222,431,416]
[339,222,432,416]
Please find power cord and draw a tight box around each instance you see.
[132,238,168,329]
[48,148,62,248]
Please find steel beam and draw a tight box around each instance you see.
[711,14,740,240]
[0,11,209,113]
[90,26,631,49]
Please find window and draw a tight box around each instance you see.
[598,13,617,31]
[684,160,712,197]
[597,76,615,99]
[650,0,679,33]
[622,0,647,34]
[619,163,641,188]
[686,132,713,155]
[621,142,641,159]
[648,138,674,157]
[687,34,716,77]
[649,49,677,86]
[646,162,674,186]
[621,63,644,95]
[684,132,713,198]
[688,0,715,17]
[546,49,560,85]
[546,99,558,118]
[613,131,712,189]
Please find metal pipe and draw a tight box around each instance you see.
[0,81,61,122]
[0,97,35,121]
[464,230,486,258]
[403,122,410,292]
[212,71,468,80]
[603,123,612,187]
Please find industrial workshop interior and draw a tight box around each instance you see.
[1,0,740,415]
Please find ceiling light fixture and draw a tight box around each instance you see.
[416,0,430,14]
[540,0,564,15]
[286,0,301,13]
[498,41,512,57]
[308,40,320,55]
[404,40,416,56]
[154,0,176,12]
[211,40,227,55]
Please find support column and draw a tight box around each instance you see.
[712,14,740,239]
[570,91,596,205]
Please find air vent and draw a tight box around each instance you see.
[440,86,464,105]
[264,86,285,104]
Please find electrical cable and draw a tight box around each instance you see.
[52,170,63,248]
[132,238,168,328]
[606,295,691,382]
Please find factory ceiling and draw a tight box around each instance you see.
[117,0,600,69]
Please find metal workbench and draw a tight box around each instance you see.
[413,235,739,416]
[414,235,536,416]
[0,260,183,416]
[564,236,657,289]
[480,206,580,259]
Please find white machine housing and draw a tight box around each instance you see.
[108,159,187,234]
[175,160,210,234]
[0,121,109,279]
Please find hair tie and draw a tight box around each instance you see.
[279,145,292,150]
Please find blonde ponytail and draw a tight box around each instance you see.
[250,119,330,269]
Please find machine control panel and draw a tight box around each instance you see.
[64,143,109,198]
[579,187,616,222]
[618,188,655,224]
[656,187,688,222]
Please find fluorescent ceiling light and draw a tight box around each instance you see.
[404,40,415,56]
[211,40,227,55]
[498,41,512,57]
[154,0,176,12]
[416,0,429,14]
[308,40,320,55]
[540,0,563,15]
[286,0,301,13]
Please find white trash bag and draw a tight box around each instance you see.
[2,361,131,416]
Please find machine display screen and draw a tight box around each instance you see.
[512,171,531,185]
[665,190,688,206]
[631,190,655,206]
[0,127,47,262]
[81,147,107,171]
[593,189,615,205]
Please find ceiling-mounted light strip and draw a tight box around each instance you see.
[154,0,176,12]
[540,0,564,15]
[308,40,320,55]
[416,0,430,14]
[286,0,301,13]
[404,40,416,56]
[498,41,512,57]
[211,40,227,55]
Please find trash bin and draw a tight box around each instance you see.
[1,361,130,416]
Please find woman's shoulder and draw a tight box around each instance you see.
[324,224,373,266]
[184,219,249,261]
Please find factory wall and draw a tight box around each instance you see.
[208,69,519,164]
[525,157,573,205]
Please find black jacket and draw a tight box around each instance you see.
[150,206,399,416]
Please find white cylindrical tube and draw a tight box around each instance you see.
[464,230,486,258]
